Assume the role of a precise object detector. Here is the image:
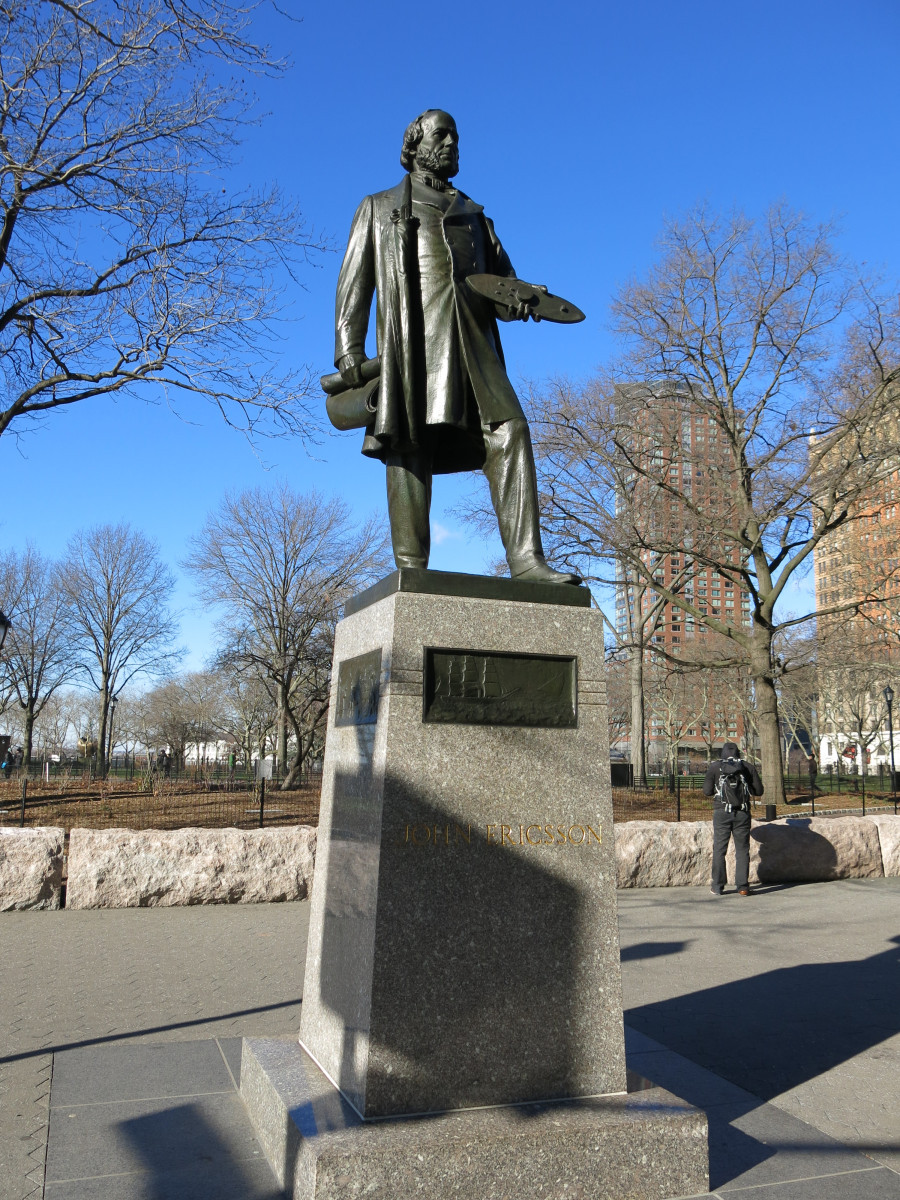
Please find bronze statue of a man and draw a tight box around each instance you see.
[335,109,580,585]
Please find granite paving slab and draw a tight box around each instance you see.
[42,1156,285,1200]
[0,904,308,1063]
[714,1167,900,1199]
[44,1038,282,1199]
[49,1040,234,1105]
[620,1032,897,1197]
[216,1037,244,1089]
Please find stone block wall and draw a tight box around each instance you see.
[0,827,64,909]
[615,815,900,888]
[615,820,712,888]
[868,815,900,876]
[2,816,899,909]
[66,826,317,908]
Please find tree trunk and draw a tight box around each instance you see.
[97,688,109,778]
[282,696,331,790]
[276,707,285,773]
[282,710,311,789]
[749,635,785,806]
[23,705,35,767]
[629,645,647,787]
[107,711,116,768]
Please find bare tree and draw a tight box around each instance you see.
[0,0,325,444]
[214,662,277,767]
[29,689,73,758]
[647,656,713,782]
[0,547,76,763]
[185,485,390,788]
[59,523,179,774]
[611,578,665,786]
[532,204,900,804]
[137,671,225,769]
[604,649,631,758]
[774,630,818,772]
[818,624,898,788]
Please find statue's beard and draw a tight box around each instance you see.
[415,145,458,179]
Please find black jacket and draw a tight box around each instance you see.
[703,757,764,802]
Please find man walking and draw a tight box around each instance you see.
[807,751,819,797]
[704,741,764,896]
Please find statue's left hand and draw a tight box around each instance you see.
[512,283,549,323]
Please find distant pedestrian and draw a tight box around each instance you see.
[1,752,11,779]
[704,742,764,897]
[807,753,818,795]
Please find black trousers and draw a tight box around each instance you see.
[711,805,751,891]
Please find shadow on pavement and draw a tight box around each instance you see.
[1,998,301,1065]
[117,1103,285,1200]
[626,934,900,1102]
[620,940,692,960]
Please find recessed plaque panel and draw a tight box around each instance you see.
[423,648,576,728]
[335,649,382,726]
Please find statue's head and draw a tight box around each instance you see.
[400,109,459,180]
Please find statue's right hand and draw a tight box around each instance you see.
[338,353,365,389]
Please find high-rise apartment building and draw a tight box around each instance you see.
[615,403,752,760]
[814,471,900,640]
[814,455,900,773]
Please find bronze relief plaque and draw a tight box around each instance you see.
[423,648,576,728]
[335,649,382,726]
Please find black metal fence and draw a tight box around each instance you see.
[613,771,899,823]
[3,761,896,833]
[0,772,322,833]
[0,755,307,786]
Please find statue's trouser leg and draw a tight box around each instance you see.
[482,418,546,571]
[386,452,432,569]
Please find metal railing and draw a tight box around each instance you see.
[613,771,899,822]
[0,770,322,833]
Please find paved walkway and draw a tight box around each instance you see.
[0,879,897,1198]
[1,904,308,1200]
[619,878,900,1198]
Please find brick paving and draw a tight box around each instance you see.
[0,880,897,1197]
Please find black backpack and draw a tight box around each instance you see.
[715,757,750,812]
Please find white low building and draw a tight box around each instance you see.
[819,733,900,775]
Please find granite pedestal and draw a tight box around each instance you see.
[242,570,708,1198]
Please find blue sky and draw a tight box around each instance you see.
[6,0,899,669]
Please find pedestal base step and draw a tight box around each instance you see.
[241,1038,709,1200]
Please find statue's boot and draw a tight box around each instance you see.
[510,556,582,585]
[386,451,431,569]
[484,419,582,587]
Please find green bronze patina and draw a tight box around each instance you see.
[332,110,582,587]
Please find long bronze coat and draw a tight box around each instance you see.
[334,175,525,473]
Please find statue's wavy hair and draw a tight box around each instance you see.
[400,110,442,171]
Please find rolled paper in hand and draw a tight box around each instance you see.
[325,375,379,431]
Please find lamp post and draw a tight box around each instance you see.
[107,695,118,778]
[884,685,896,815]
[0,611,10,777]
